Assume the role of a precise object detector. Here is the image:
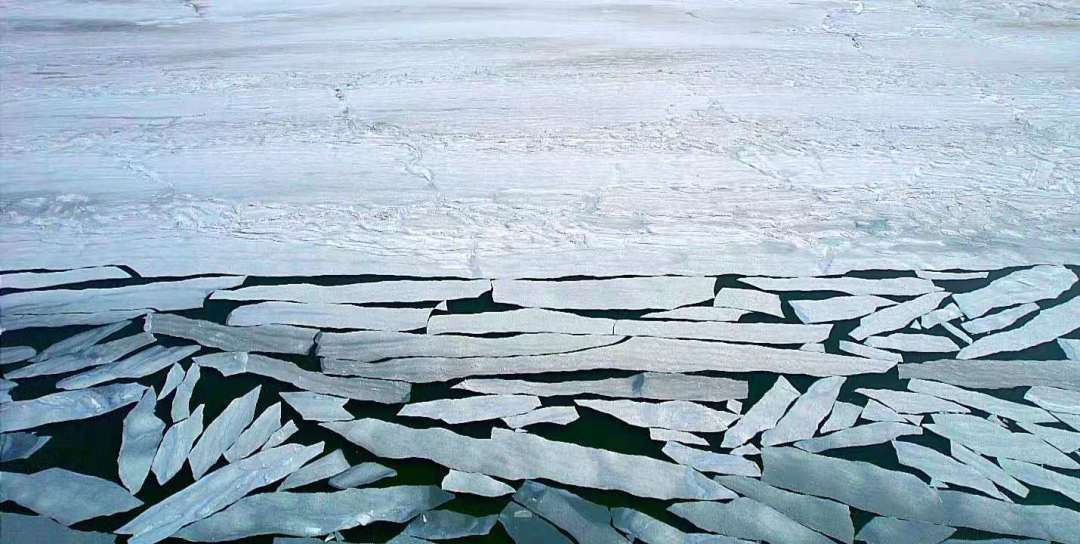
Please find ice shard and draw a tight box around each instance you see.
[850,292,951,340]
[514,481,629,544]
[119,389,166,494]
[961,303,1039,335]
[152,405,205,485]
[194,352,410,404]
[1061,337,1080,360]
[211,280,490,304]
[921,303,964,329]
[187,386,261,479]
[893,440,1005,500]
[499,501,572,544]
[492,277,715,310]
[399,395,540,424]
[0,468,142,526]
[713,288,783,318]
[57,344,199,390]
[1025,386,1080,414]
[795,422,920,453]
[576,399,737,433]
[0,276,244,316]
[0,382,146,432]
[324,419,733,500]
[223,402,282,462]
[790,295,895,323]
[228,301,430,331]
[740,276,939,296]
[613,320,831,344]
[916,270,989,281]
[611,508,744,544]
[908,380,1054,423]
[997,459,1080,504]
[937,489,1080,543]
[171,364,200,421]
[117,443,324,544]
[260,420,298,452]
[0,432,50,462]
[277,449,349,491]
[730,444,760,456]
[1015,421,1080,453]
[503,406,579,429]
[669,498,835,544]
[855,388,969,414]
[856,517,955,544]
[8,332,155,379]
[865,333,959,353]
[721,376,799,447]
[650,428,709,446]
[1,266,130,290]
[0,378,15,403]
[280,391,351,422]
[328,462,397,489]
[949,443,1029,498]
[641,307,748,322]
[925,414,1078,469]
[958,296,1080,359]
[898,359,1080,392]
[145,313,316,355]
[455,373,747,402]
[319,330,621,365]
[714,475,853,543]
[0,512,115,544]
[29,321,130,362]
[159,364,185,398]
[441,470,514,497]
[662,442,760,477]
[860,399,906,423]
[953,265,1076,319]
[427,308,614,335]
[761,377,845,446]
[1,309,149,331]
[406,510,497,540]
[838,340,902,362]
[0,346,36,365]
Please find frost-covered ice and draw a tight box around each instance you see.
[641,307,748,322]
[195,352,410,404]
[441,470,514,498]
[790,295,895,323]
[669,498,835,544]
[188,386,261,479]
[865,333,959,353]
[838,340,902,362]
[0,276,244,317]
[456,373,747,402]
[277,450,350,491]
[997,459,1080,504]
[714,475,853,543]
[7,331,154,379]
[855,388,969,414]
[662,442,761,477]
[650,428,709,446]
[493,277,715,310]
[499,501,572,544]
[0,346,36,365]
[893,440,1005,500]
[406,510,497,540]
[223,402,282,463]
[961,303,1039,335]
[740,277,939,296]
[612,508,744,544]
[576,399,737,433]
[926,414,1078,469]
[614,320,831,344]
[171,364,200,421]
[503,406,580,429]
[280,391,351,422]
[328,462,397,489]
[949,443,1029,499]
[761,377,845,446]
[211,280,490,304]
[228,301,430,331]
[856,517,955,544]
[57,344,199,390]
[319,330,621,364]
[953,265,1076,319]
[958,296,1080,359]
[0,432,50,462]
[795,422,921,453]
[0,468,142,526]
[899,359,1080,392]
[850,292,951,340]
[399,395,540,424]
[0,512,115,544]
[324,419,732,500]
[712,288,783,318]
[146,313,316,355]
[1,266,130,290]
[908,380,1054,423]
[427,308,614,335]
[514,481,629,544]
[119,389,166,494]
[152,405,205,485]
[1025,386,1080,414]
[721,376,799,447]
[0,382,146,432]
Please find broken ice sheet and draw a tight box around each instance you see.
[0,512,115,544]
[1,309,149,331]
[740,276,940,296]
[611,508,746,544]
[789,295,896,323]
[721,376,799,448]
[926,413,1078,469]
[761,376,845,446]
[280,391,351,422]
[398,395,540,424]
[893,440,1005,500]
[958,296,1080,359]
[865,333,959,353]
[961,303,1039,335]
[576,399,737,433]
[641,306,748,322]
[0,468,142,526]
[29,320,130,362]
[838,340,902,362]
[670,498,834,544]
[0,276,245,316]
[898,359,1080,392]
[57,344,199,390]
[187,385,261,479]
[1025,385,1080,414]
[119,389,166,494]
[662,442,760,477]
[195,352,410,404]
[223,402,282,463]
[997,459,1080,504]
[0,382,146,432]
[145,313,316,355]
[1015,421,1080,453]
[228,301,431,331]
[613,320,832,344]
[952,265,1076,319]
[211,279,490,304]
[328,462,397,489]
[949,443,1029,499]
[860,399,907,423]
[713,288,783,317]
[406,510,497,540]
[159,363,185,398]
[319,330,621,364]
[151,405,205,485]
[856,517,955,544]
[649,428,709,446]
[171,364,200,421]
[730,444,759,456]
[0,378,15,403]
[514,480,628,544]
[0,345,36,365]
[499,501,572,544]
[441,470,514,497]
[0,266,130,290]
[937,489,1080,543]
[921,303,964,329]
[915,270,990,281]
[260,420,299,452]
[503,406,579,429]
[7,331,155,379]
[855,387,969,414]
[427,308,614,335]
[714,475,853,543]
[455,373,747,402]
[277,449,350,491]
[908,379,1054,423]
[1061,337,1080,360]
[0,432,50,462]
[324,419,732,500]
[849,292,951,340]
[794,422,921,453]
[492,276,716,310]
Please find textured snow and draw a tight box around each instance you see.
[953,266,1076,319]
[712,288,783,318]
[790,295,895,323]
[399,395,540,424]
[211,280,490,304]
[228,301,430,331]
[761,377,845,446]
[0,382,146,432]
[318,330,621,364]
[456,373,747,402]
[118,389,166,494]
[721,376,799,447]
[427,308,614,335]
[493,277,715,310]
[0,468,142,526]
[577,399,737,433]
[145,313,316,355]
[958,296,1080,359]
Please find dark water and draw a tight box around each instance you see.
[1,266,1077,543]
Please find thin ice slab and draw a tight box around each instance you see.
[399,395,540,424]
[715,475,853,543]
[953,265,1076,319]
[514,481,628,544]
[669,498,834,544]
[187,386,261,479]
[119,389,166,494]
[158,364,184,398]
[0,468,142,526]
[860,399,906,423]
[319,330,621,364]
[998,459,1080,504]
[740,276,939,296]
[856,517,955,544]
[613,320,831,344]
[228,301,430,331]
[145,313,315,355]
[721,376,799,447]
[663,442,760,477]
[761,377,845,446]
[922,303,963,329]
[0,276,244,316]
[8,332,155,379]
[223,402,282,463]
[29,321,130,362]
[503,406,579,429]
[0,432,50,462]
[499,501,572,544]
[1025,386,1080,414]
[866,333,959,353]
[151,405,205,485]
[909,380,1054,423]
[171,364,200,421]
[406,510,497,540]
[427,308,614,335]
[576,399,737,433]
[938,489,1080,543]
[650,428,709,446]
[1015,421,1080,453]
[713,288,783,318]
[958,296,1080,359]
[281,391,351,422]
[898,359,1080,392]
[1,310,148,331]
[441,470,514,497]
[328,462,397,489]
[261,420,298,452]
[324,419,733,500]
[893,440,1005,500]
[492,277,715,310]
[611,508,745,544]
[641,307,748,322]
[456,373,747,402]
[1,266,129,290]
[850,292,951,340]
[950,443,1029,499]
[790,295,896,323]
[0,346,36,365]
[961,303,1039,335]
[925,413,1078,469]
[0,512,115,544]
[855,388,969,414]
[795,422,921,453]
[0,382,146,432]
[1061,338,1080,360]
[278,449,349,491]
[916,270,990,281]
[211,280,490,304]
[57,345,199,390]
[838,340,902,362]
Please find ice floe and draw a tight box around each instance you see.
[613,320,831,344]
[57,344,198,390]
[937,489,1080,543]
[406,510,497,540]
[1015,421,1080,453]
[171,364,200,421]
[925,414,1078,469]
[916,270,989,281]
[441,470,514,497]
[713,288,783,318]
[761,377,845,446]
[0,382,146,432]
[260,420,298,452]
[399,395,540,424]
[146,313,316,355]
[908,380,1054,423]
[837,340,902,362]
[949,443,1029,499]
[641,307,748,322]
[1,266,130,290]
[856,517,955,544]
[228,301,431,331]
[860,399,907,423]
[319,330,621,364]
[503,406,580,429]
[29,321,130,362]
[151,405,205,485]
[893,440,1005,500]
[456,373,747,402]
[721,376,799,447]
[492,277,715,310]
[277,449,349,491]
[898,359,1080,391]
[790,295,895,323]
[849,292,951,340]
[958,296,1079,359]
[223,402,282,462]
[187,386,261,479]
[159,363,184,399]
[576,399,737,433]
[612,507,744,544]
[0,468,142,526]
[662,442,761,477]
[856,387,969,414]
[8,331,154,379]
[714,475,853,543]
[952,265,1076,319]
[0,512,115,544]
[514,481,628,544]
[961,303,1039,335]
[795,422,921,453]
[1025,385,1080,414]
[0,346,36,366]
[328,462,397,489]
[211,280,490,304]
[650,428,709,446]
[427,308,614,335]
[280,391,351,422]
[0,432,50,462]
[0,276,244,317]
[670,498,835,544]
[866,333,959,353]
[119,389,166,494]
[997,459,1080,504]
[499,501,572,544]
[740,276,939,296]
